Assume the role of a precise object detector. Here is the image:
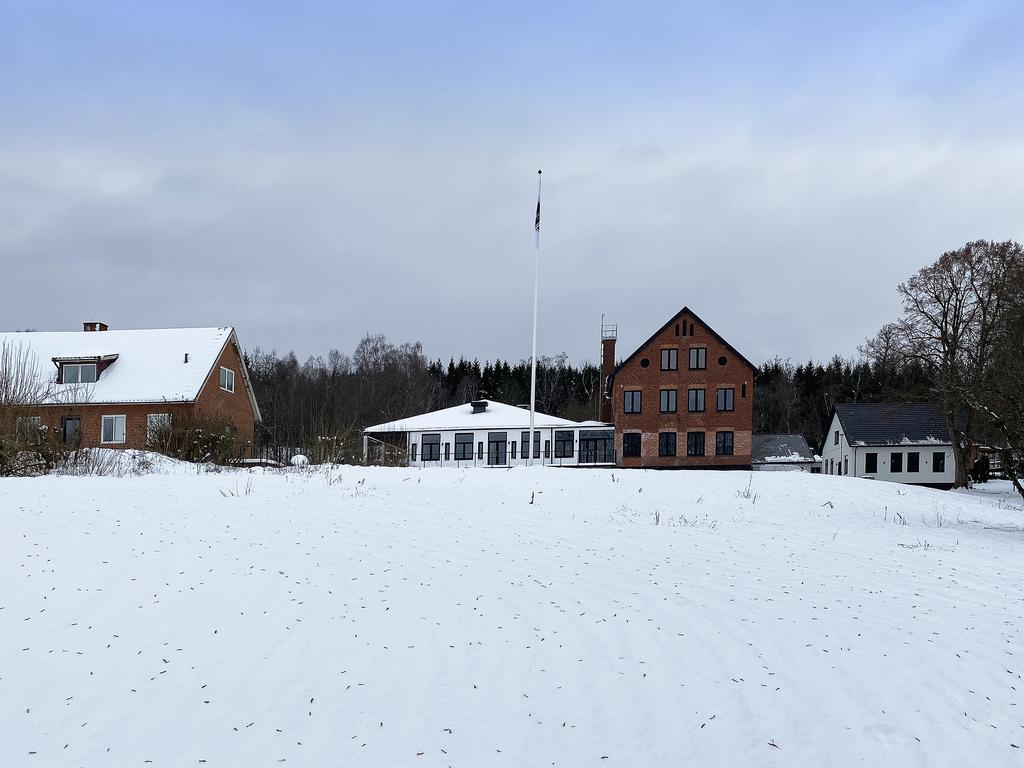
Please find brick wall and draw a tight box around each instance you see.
[611,309,754,469]
[193,337,257,445]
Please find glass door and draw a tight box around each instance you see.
[487,432,507,466]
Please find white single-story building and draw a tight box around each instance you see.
[819,403,955,488]
[363,400,615,468]
[751,434,819,472]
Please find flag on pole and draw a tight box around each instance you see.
[534,170,541,249]
[534,197,541,248]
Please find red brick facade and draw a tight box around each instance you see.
[31,334,258,451]
[608,308,754,469]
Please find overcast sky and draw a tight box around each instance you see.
[2,1,1023,367]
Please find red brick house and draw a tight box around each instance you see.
[602,307,755,469]
[1,322,261,450]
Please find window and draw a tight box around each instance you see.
[660,348,678,371]
[891,452,903,473]
[933,451,946,473]
[844,456,849,475]
[422,433,441,461]
[834,430,840,446]
[640,358,650,368]
[147,413,170,444]
[674,323,680,337]
[510,441,517,460]
[554,430,574,458]
[715,431,734,456]
[716,388,734,412]
[624,390,642,413]
[478,442,484,460]
[658,432,676,457]
[659,389,677,413]
[454,433,474,460]
[62,363,97,384]
[219,366,235,393]
[622,432,641,457]
[520,431,541,459]
[688,347,707,370]
[101,415,126,444]
[411,443,417,462]
[717,356,727,366]
[907,452,920,473]
[444,442,450,461]
[544,440,551,459]
[865,452,878,474]
[741,382,747,398]
[687,388,705,412]
[687,431,705,456]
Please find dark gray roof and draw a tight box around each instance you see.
[834,402,951,446]
[751,434,816,463]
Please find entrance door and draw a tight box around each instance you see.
[62,417,82,448]
[579,430,615,464]
[487,432,507,466]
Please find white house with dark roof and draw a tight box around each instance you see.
[819,403,955,488]
[363,399,615,467]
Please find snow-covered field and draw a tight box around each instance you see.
[2,458,1023,767]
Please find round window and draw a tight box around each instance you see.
[640,358,650,368]
[718,356,727,366]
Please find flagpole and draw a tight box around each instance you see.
[528,169,541,467]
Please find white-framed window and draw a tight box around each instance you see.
[62,363,97,384]
[147,413,171,443]
[219,366,235,393]
[101,415,126,444]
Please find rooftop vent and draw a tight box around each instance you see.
[471,400,489,414]
[83,321,109,332]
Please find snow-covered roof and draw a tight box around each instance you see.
[834,403,952,447]
[752,434,816,464]
[364,401,580,433]
[0,327,237,405]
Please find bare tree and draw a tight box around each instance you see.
[865,241,1023,488]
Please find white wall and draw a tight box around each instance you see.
[754,462,816,472]
[819,413,848,475]
[400,426,615,468]
[852,445,955,485]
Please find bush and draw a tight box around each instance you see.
[0,408,68,476]
[148,412,240,465]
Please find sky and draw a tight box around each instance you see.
[2,1,1023,367]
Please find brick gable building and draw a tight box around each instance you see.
[1,323,261,451]
[603,307,755,469]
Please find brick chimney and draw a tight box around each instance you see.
[600,320,617,423]
[83,321,109,332]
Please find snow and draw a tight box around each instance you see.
[364,400,580,433]
[761,452,816,463]
[290,454,309,466]
[2,462,1023,766]
[0,327,233,404]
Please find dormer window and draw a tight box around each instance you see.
[219,366,235,393]
[62,363,97,384]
